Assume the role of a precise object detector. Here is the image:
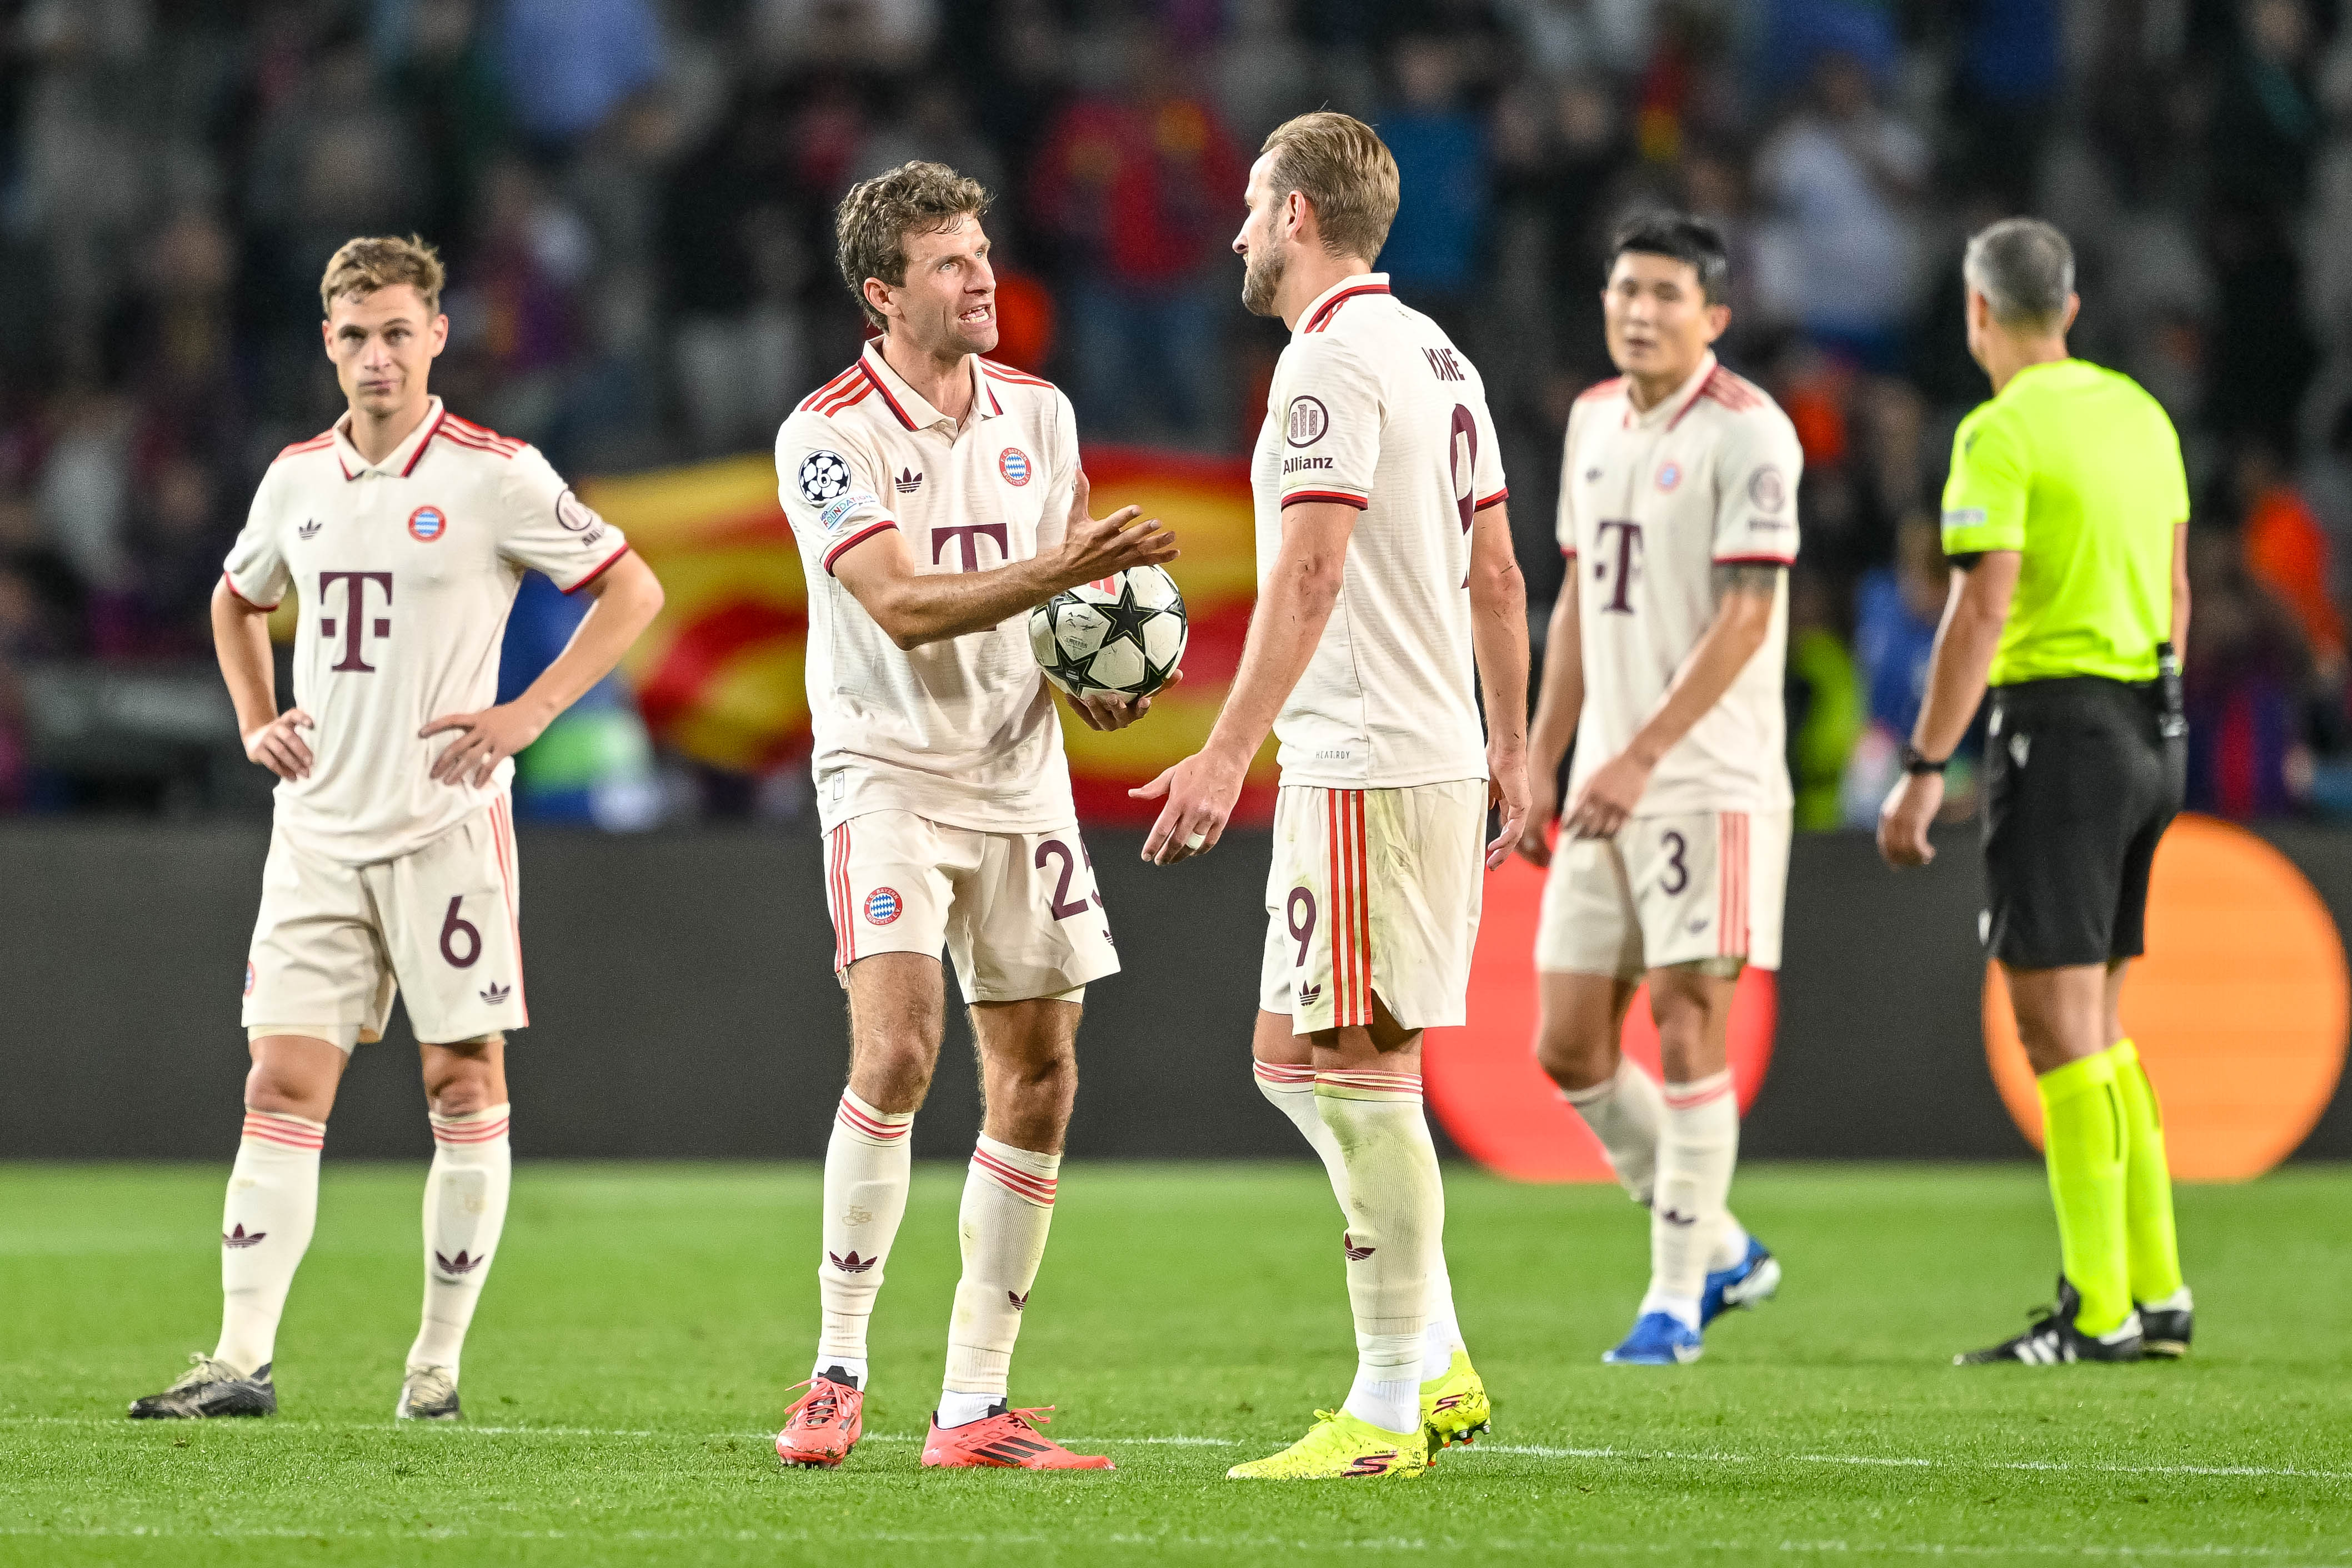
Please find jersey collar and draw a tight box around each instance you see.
[1628,353,1717,430]
[859,340,1003,432]
[1294,273,1391,339]
[332,396,447,480]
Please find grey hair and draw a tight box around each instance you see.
[1963,218,2075,330]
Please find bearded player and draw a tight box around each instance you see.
[1517,213,1800,1367]
[769,163,1177,1472]
[1138,113,1530,1481]
[128,236,665,1422]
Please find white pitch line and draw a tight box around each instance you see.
[11,1415,2341,1482]
[1457,1442,2352,1482]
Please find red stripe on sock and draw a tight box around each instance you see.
[837,1098,910,1140]
[972,1148,1057,1205]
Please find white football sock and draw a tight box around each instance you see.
[1652,1070,1739,1317]
[1560,1055,1663,1206]
[1258,1060,1465,1382]
[939,1134,1058,1426]
[214,1108,325,1376]
[407,1103,512,1376]
[1709,1215,1753,1275]
[817,1090,912,1377]
[1317,1068,1439,1436]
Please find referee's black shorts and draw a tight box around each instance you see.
[1980,676,2186,970]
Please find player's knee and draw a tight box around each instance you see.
[1534,1026,1615,1093]
[420,1035,504,1115]
[854,1035,938,1108]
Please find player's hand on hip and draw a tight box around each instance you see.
[1486,743,1532,870]
[1876,771,1943,868]
[1563,750,1649,839]
[421,703,547,788]
[1066,668,1179,733]
[243,708,317,782]
[1517,766,1558,867]
[1059,468,1177,585]
[1132,744,1245,865]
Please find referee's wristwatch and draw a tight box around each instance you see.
[1900,743,1949,776]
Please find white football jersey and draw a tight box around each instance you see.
[1557,353,1803,815]
[1251,273,1508,789]
[775,340,1078,835]
[221,397,630,863]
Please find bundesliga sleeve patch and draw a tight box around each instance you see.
[1944,507,1988,529]
[797,450,855,508]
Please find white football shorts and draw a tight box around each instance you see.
[1537,807,1790,979]
[243,796,527,1050]
[824,811,1120,1003]
[1258,779,1487,1035]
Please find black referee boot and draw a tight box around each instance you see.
[2137,1298,2193,1360]
[1955,1276,2143,1365]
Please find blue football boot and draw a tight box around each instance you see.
[1602,1311,1704,1365]
[1700,1235,1781,1326]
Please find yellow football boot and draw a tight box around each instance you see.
[1420,1349,1493,1449]
[1225,1409,1430,1480]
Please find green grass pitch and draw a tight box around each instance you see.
[3,1161,2348,1566]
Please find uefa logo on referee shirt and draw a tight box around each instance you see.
[408,505,447,542]
[999,448,1031,486]
[863,887,903,925]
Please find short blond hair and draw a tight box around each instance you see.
[835,162,993,329]
[1261,112,1399,264]
[318,234,446,318]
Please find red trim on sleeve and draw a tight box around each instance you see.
[221,570,281,611]
[1712,553,1795,567]
[1475,488,1509,510]
[1283,489,1370,510]
[822,520,899,575]
[562,542,633,595]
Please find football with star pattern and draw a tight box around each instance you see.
[1028,565,1187,700]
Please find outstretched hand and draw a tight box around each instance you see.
[1059,468,1177,587]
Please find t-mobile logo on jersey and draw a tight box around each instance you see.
[930,522,1009,572]
[318,570,393,672]
[1592,520,1644,614]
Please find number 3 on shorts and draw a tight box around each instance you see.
[440,895,482,968]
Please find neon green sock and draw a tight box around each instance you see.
[2108,1039,2185,1304]
[2035,1051,2131,1337]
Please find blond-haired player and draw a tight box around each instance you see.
[1519,213,1800,1366]
[128,237,665,1422]
[1138,112,1531,1481]
[769,163,1177,1473]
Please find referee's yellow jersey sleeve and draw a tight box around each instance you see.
[1941,405,2028,555]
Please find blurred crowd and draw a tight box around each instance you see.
[4,0,2352,829]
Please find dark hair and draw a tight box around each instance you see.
[835,161,994,329]
[1607,212,1731,303]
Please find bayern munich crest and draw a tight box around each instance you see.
[1656,462,1682,492]
[863,887,903,925]
[999,448,1031,486]
[408,505,447,541]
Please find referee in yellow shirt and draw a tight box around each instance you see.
[1879,218,2194,1365]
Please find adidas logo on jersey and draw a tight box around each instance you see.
[297,519,321,539]
[894,468,923,494]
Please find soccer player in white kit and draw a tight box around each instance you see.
[127,237,665,1422]
[1138,113,1531,1481]
[769,163,1178,1473]
[1518,214,1801,1366]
